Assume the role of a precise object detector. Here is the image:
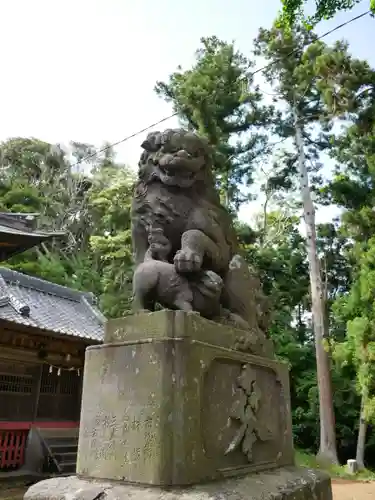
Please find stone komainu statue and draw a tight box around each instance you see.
[131,128,270,343]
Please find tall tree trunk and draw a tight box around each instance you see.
[294,106,339,465]
[356,391,367,470]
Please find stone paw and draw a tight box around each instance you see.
[174,248,202,273]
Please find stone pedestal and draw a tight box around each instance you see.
[25,466,332,500]
[24,311,332,500]
[77,310,294,485]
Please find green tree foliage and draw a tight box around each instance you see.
[253,23,342,190]
[88,160,135,317]
[312,43,375,243]
[155,36,273,209]
[332,238,375,467]
[311,37,375,466]
[0,138,135,318]
[241,212,317,448]
[279,0,373,28]
[254,22,343,464]
[241,210,357,456]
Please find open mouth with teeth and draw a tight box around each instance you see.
[159,171,196,187]
[159,165,195,178]
[157,150,204,187]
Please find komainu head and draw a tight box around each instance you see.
[138,128,212,188]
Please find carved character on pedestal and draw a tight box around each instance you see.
[225,364,273,462]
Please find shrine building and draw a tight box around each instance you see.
[0,213,105,477]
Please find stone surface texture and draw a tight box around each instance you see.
[77,311,293,486]
[131,128,271,339]
[24,467,332,500]
[23,310,333,499]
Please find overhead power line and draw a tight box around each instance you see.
[71,112,178,168]
[73,10,371,168]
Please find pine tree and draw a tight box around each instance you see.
[254,23,341,464]
[155,36,273,209]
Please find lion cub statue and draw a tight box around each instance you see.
[133,228,224,318]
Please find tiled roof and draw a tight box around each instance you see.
[0,212,65,261]
[0,268,105,341]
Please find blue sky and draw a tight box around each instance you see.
[0,0,373,224]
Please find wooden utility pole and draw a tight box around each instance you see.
[293,104,339,465]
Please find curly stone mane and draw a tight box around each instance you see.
[135,128,221,205]
[130,128,273,358]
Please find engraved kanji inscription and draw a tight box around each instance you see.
[225,364,273,461]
